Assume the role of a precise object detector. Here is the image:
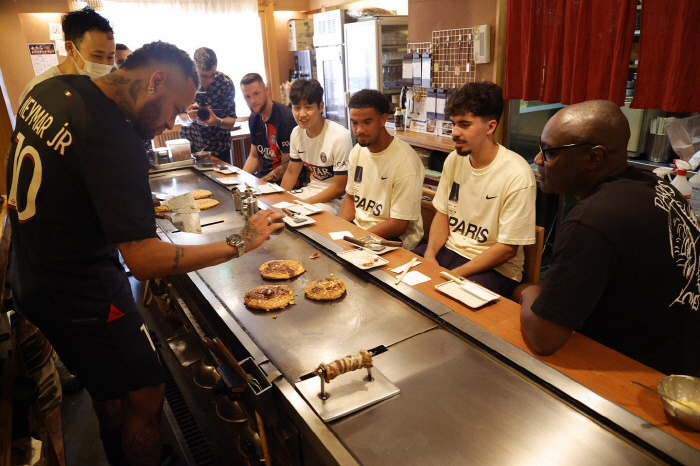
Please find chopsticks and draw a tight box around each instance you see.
[440,271,465,283]
[395,257,418,285]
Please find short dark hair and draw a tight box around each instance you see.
[116,43,130,51]
[194,47,217,71]
[289,79,324,106]
[62,7,113,45]
[240,73,264,86]
[445,81,504,125]
[120,41,200,88]
[348,89,390,115]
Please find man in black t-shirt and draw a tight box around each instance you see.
[8,41,283,465]
[240,72,302,185]
[519,100,699,376]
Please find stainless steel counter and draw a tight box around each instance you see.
[149,167,699,466]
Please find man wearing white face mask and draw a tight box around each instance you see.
[18,7,115,106]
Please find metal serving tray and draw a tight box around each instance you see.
[331,328,663,466]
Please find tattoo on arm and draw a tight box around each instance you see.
[129,79,143,103]
[264,160,289,182]
[172,246,184,270]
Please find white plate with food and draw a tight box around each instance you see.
[336,249,388,270]
[434,280,500,309]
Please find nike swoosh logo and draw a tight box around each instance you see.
[486,195,497,200]
[297,151,306,154]
[381,176,388,180]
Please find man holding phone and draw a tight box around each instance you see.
[179,47,237,163]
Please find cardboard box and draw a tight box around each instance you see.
[288,19,313,51]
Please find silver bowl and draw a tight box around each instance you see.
[657,375,700,431]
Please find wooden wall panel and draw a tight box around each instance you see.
[408,0,498,82]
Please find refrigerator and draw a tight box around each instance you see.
[344,16,408,122]
[313,10,354,129]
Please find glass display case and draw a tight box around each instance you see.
[344,16,408,124]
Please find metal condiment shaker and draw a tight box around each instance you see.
[232,187,242,211]
[241,196,259,220]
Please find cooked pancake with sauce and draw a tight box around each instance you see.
[259,260,305,279]
[304,277,346,301]
[244,285,295,311]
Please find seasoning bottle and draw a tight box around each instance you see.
[394,107,403,130]
[232,187,242,211]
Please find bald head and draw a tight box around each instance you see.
[547,100,630,160]
[537,100,631,198]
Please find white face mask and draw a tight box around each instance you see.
[72,46,114,79]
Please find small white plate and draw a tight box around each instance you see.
[214,167,236,175]
[434,280,500,309]
[218,177,241,186]
[353,244,398,255]
[287,204,323,216]
[337,249,388,270]
[283,215,315,227]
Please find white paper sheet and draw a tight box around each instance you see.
[256,183,284,194]
[390,261,422,274]
[272,201,295,209]
[401,271,431,286]
[329,231,353,240]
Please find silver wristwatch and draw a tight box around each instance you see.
[226,233,246,258]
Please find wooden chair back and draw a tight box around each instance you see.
[522,225,545,285]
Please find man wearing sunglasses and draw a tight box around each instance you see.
[520,100,699,376]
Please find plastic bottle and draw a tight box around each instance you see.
[687,152,700,215]
[670,159,692,199]
[689,172,700,216]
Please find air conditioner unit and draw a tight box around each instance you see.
[473,24,490,64]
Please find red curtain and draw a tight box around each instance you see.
[631,0,700,111]
[504,0,637,106]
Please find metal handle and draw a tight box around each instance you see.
[316,350,374,401]
[379,239,403,247]
[343,236,366,247]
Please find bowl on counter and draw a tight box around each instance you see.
[657,375,700,430]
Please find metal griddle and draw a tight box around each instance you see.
[331,329,663,466]
[149,168,697,465]
[149,168,437,382]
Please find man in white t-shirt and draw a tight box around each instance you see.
[414,82,536,297]
[18,7,115,107]
[339,90,424,250]
[281,79,352,213]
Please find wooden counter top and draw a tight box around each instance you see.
[389,129,455,153]
[208,160,700,452]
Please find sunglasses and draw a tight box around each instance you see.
[538,142,595,161]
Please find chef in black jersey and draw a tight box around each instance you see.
[8,41,282,465]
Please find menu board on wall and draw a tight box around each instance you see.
[28,43,59,77]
